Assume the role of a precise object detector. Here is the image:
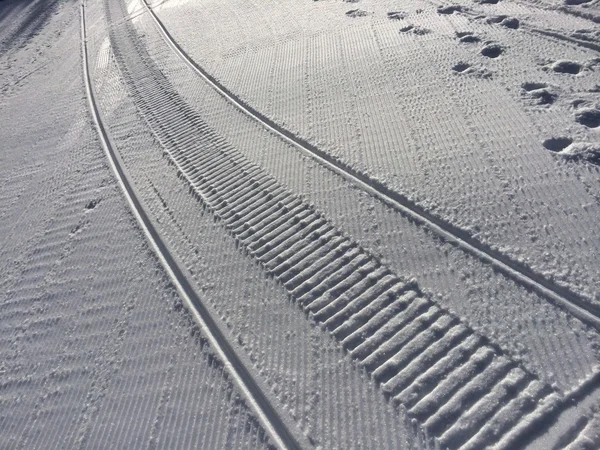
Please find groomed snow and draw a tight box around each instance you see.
[1,0,599,448]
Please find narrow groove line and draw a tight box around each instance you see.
[557,5,600,25]
[79,4,304,449]
[141,0,600,330]
[527,26,600,53]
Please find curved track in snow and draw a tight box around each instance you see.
[90,0,600,446]
[80,4,304,449]
[141,0,600,332]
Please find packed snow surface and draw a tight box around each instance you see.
[1,0,599,448]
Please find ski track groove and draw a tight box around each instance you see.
[95,0,598,446]
[81,3,302,450]
[142,0,600,332]
[1,5,268,447]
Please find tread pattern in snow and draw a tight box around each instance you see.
[103,0,564,446]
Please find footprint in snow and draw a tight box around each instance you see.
[564,0,592,5]
[456,31,481,44]
[437,5,464,14]
[453,62,472,73]
[400,24,431,35]
[481,43,504,58]
[70,224,82,236]
[548,60,583,74]
[521,82,557,105]
[453,62,492,78]
[486,15,520,29]
[574,107,600,128]
[346,9,369,18]
[543,136,572,152]
[85,199,100,210]
[387,11,406,20]
[544,138,600,165]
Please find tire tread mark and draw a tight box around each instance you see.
[103,1,574,447]
[81,3,305,450]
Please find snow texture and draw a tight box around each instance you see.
[1,0,600,448]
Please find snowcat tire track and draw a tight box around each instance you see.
[80,3,304,450]
[99,0,576,448]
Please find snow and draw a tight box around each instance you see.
[0,1,272,449]
[1,0,599,448]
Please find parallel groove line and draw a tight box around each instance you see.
[527,27,600,53]
[99,0,580,447]
[80,3,304,450]
[141,0,600,331]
